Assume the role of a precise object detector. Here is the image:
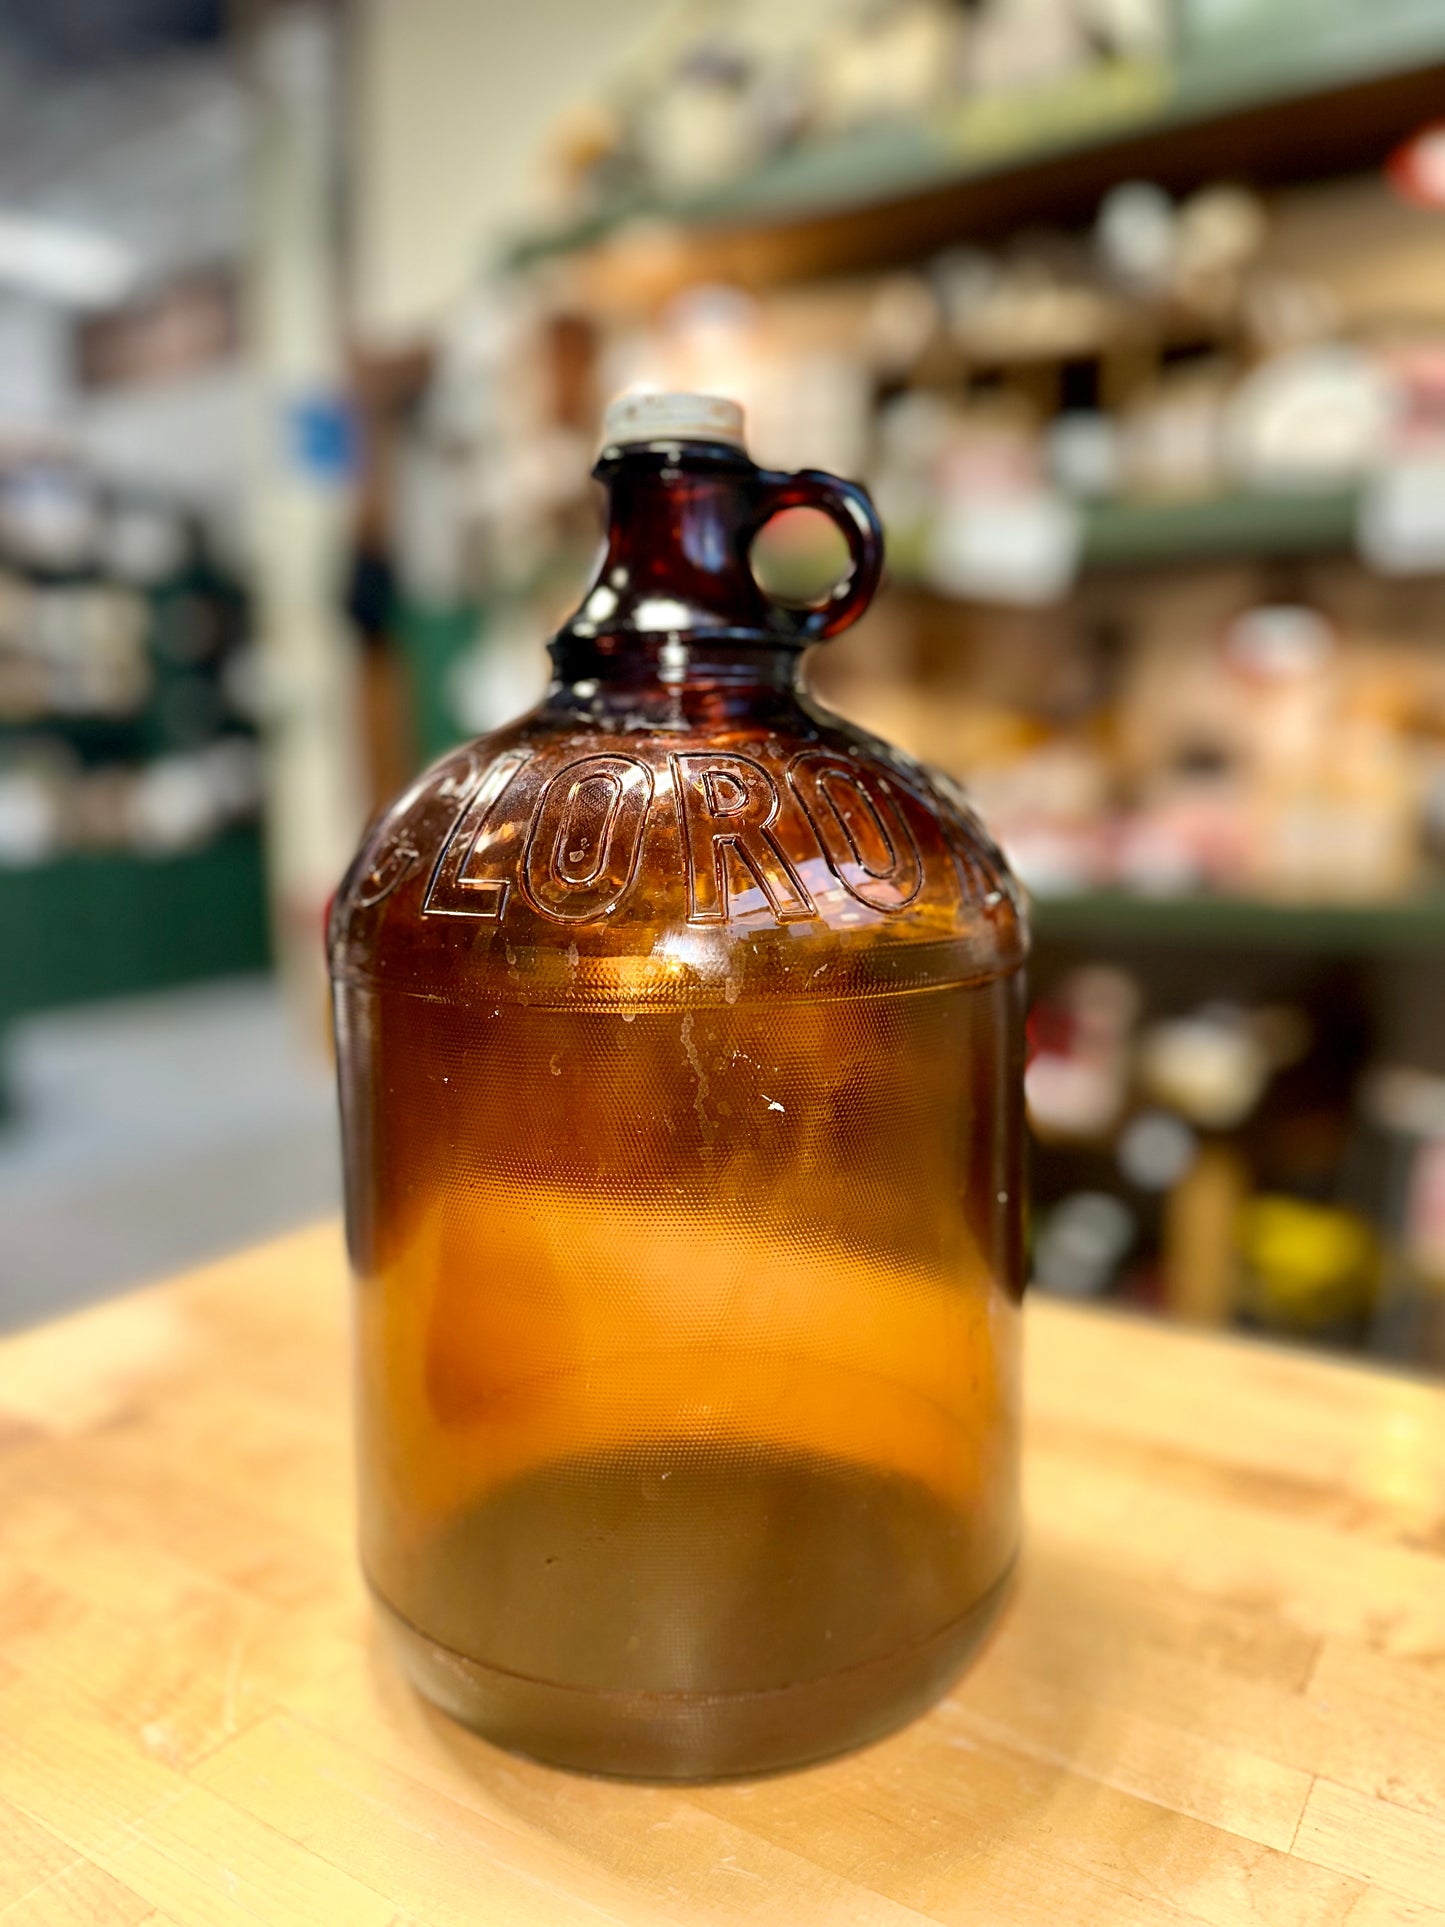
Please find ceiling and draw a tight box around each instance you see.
[0,0,223,73]
[0,1,245,294]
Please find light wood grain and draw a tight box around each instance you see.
[1,1221,1443,1925]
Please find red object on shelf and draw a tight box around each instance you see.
[1387,123,1445,209]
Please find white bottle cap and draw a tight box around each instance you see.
[601,391,745,449]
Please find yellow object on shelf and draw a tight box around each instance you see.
[1238,1194,1379,1335]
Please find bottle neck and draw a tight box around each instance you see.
[546,431,888,720]
[550,440,808,696]
[548,631,802,727]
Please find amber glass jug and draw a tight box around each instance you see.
[329,393,1028,1778]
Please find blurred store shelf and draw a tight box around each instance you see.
[887,486,1367,594]
[1079,486,1363,571]
[1030,888,1445,954]
[0,472,266,1023]
[0,830,269,1026]
[513,6,1445,288]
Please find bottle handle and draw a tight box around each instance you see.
[750,469,885,642]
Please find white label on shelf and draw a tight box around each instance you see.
[1358,460,1445,575]
[925,490,1082,606]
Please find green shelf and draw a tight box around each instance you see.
[0,828,271,1026]
[889,488,1369,596]
[1030,888,1445,954]
[1080,488,1361,570]
[510,3,1445,266]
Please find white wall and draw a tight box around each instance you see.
[352,0,674,347]
[0,293,70,430]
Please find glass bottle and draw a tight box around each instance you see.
[329,393,1029,1778]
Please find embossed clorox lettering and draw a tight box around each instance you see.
[423,749,532,919]
[789,752,923,913]
[352,841,421,909]
[350,752,482,910]
[869,761,1013,917]
[412,742,1000,931]
[524,754,651,922]
[671,752,815,925]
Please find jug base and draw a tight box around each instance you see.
[372,1559,1015,1780]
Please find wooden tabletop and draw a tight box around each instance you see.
[1,1223,1443,1925]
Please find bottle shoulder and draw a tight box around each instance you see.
[328,704,1028,1007]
